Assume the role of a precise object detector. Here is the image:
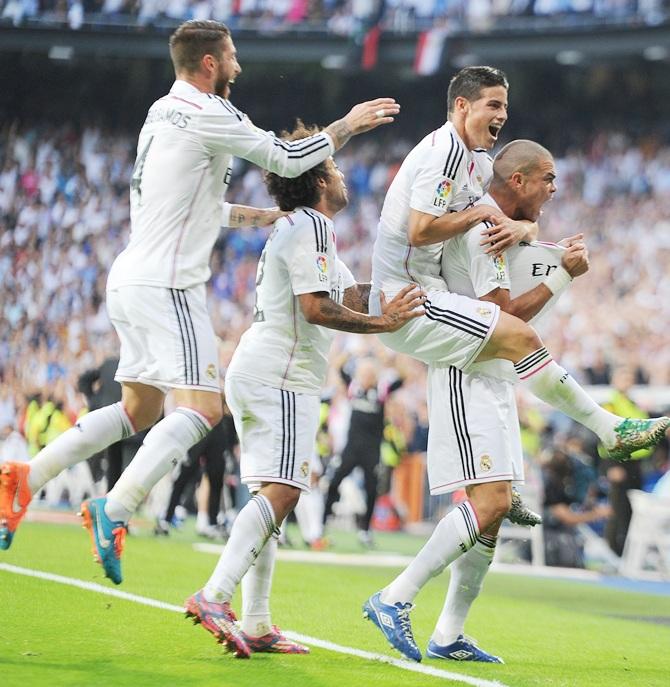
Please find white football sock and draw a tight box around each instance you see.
[294,489,324,543]
[28,402,134,494]
[515,347,619,444]
[431,534,497,646]
[381,501,480,605]
[105,408,210,523]
[241,536,277,637]
[203,494,277,603]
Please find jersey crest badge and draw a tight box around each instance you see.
[300,461,310,478]
[480,454,492,472]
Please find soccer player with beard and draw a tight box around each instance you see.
[0,20,403,582]
[364,70,670,661]
[184,122,425,657]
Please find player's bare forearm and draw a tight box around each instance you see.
[408,206,494,247]
[305,295,388,333]
[227,205,286,228]
[300,284,424,334]
[481,284,552,323]
[506,284,553,322]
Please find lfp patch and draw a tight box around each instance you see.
[316,254,328,282]
[493,253,506,281]
[432,179,452,209]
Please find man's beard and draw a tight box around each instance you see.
[215,78,230,98]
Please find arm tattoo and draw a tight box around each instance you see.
[326,120,352,150]
[342,283,371,314]
[357,283,371,313]
[230,208,246,227]
[317,296,380,333]
[342,286,363,313]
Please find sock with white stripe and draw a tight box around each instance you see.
[105,408,211,522]
[381,501,480,605]
[28,402,135,494]
[203,494,277,603]
[241,535,278,637]
[515,347,619,445]
[431,534,497,646]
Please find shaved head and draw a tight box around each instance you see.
[493,140,553,182]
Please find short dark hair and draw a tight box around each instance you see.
[169,20,231,73]
[264,121,331,211]
[447,66,509,115]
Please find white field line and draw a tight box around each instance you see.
[0,562,511,687]
[194,542,603,581]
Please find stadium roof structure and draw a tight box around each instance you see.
[0,21,669,73]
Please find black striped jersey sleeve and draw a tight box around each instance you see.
[198,96,335,178]
[410,132,467,217]
[282,210,334,296]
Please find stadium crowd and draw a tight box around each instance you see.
[1,121,669,561]
[2,122,670,413]
[1,0,667,32]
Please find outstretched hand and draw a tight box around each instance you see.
[379,284,426,332]
[326,98,401,150]
[344,98,401,134]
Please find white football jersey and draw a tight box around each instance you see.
[371,121,492,295]
[107,80,334,291]
[227,208,356,395]
[442,193,567,381]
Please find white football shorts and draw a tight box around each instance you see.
[107,283,220,394]
[225,375,320,492]
[426,365,524,494]
[373,289,499,371]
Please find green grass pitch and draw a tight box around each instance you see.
[1,520,669,687]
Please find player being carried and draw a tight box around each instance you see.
[363,66,670,661]
[184,121,425,658]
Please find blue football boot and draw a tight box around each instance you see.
[426,635,503,663]
[362,591,422,662]
[80,497,126,585]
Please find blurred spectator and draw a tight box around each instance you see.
[598,365,654,556]
[323,355,404,547]
[0,0,666,32]
[542,446,612,567]
[77,355,126,489]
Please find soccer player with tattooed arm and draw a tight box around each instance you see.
[183,121,425,658]
[0,19,403,587]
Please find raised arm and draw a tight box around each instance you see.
[222,203,287,228]
[201,97,399,179]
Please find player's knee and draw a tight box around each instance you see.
[469,482,512,529]
[191,398,223,428]
[123,401,161,431]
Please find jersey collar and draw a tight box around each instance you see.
[170,80,205,97]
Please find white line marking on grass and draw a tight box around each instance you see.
[0,562,510,687]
